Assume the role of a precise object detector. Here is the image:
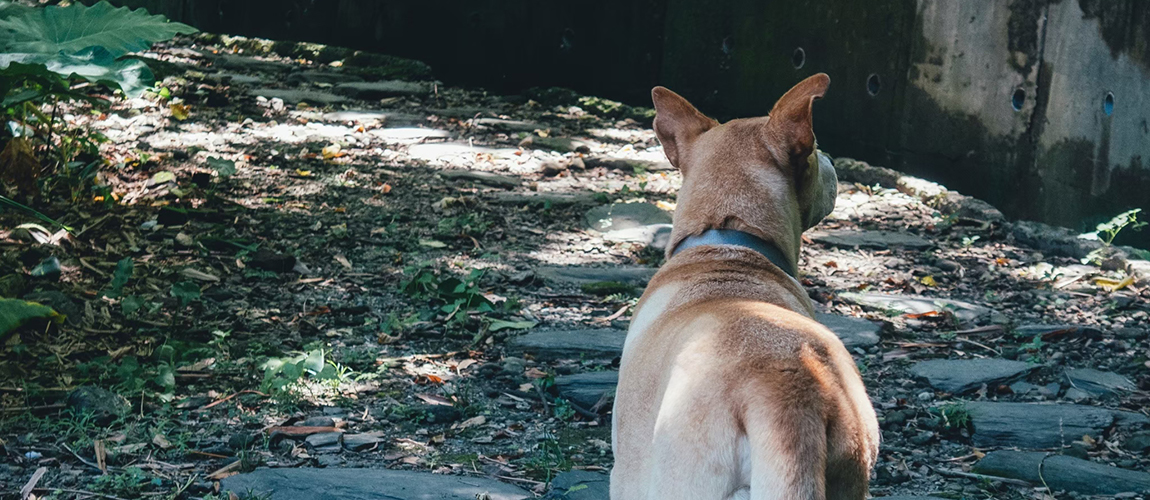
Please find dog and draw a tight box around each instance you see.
[610,74,879,500]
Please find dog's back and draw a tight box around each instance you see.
[611,248,878,500]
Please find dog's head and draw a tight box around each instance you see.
[652,74,837,258]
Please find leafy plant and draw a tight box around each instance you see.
[0,297,63,339]
[103,257,134,298]
[1080,209,1146,264]
[169,281,201,307]
[932,402,971,431]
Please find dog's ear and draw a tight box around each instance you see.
[765,73,829,168]
[651,86,716,168]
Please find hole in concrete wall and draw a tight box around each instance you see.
[1104,92,1115,116]
[1011,88,1025,111]
[792,48,806,69]
[866,74,881,96]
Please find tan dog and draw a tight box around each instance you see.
[611,74,879,500]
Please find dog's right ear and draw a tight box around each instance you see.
[651,87,716,169]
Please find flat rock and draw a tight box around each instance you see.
[507,329,625,360]
[487,192,598,207]
[973,450,1150,495]
[815,313,881,348]
[910,358,1035,394]
[837,292,993,323]
[536,266,657,286]
[542,470,610,500]
[320,110,425,126]
[808,229,932,250]
[407,142,520,165]
[519,135,587,153]
[1065,368,1135,397]
[474,118,539,132]
[214,54,292,73]
[966,402,1147,448]
[342,433,385,452]
[249,88,348,105]
[332,81,428,100]
[1010,220,1101,260]
[1013,324,1103,340]
[368,127,451,143]
[555,371,618,408]
[439,170,520,188]
[585,202,673,232]
[221,468,530,500]
[584,157,674,172]
[286,70,364,86]
[602,224,673,250]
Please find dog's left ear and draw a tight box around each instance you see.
[765,73,829,168]
[651,86,717,169]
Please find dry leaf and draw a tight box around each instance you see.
[0,138,40,194]
[919,275,937,287]
[334,254,352,270]
[169,102,190,121]
[415,393,453,406]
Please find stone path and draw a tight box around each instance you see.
[221,468,531,499]
[910,358,1035,394]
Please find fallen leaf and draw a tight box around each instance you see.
[525,367,548,379]
[181,268,220,282]
[169,102,190,121]
[322,143,341,160]
[454,415,486,430]
[455,359,478,372]
[152,434,172,449]
[919,275,937,287]
[419,239,447,249]
[1094,275,1133,292]
[334,255,352,270]
[425,374,445,384]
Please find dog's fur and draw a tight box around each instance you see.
[610,74,880,500]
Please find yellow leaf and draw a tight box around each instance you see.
[169,103,190,121]
[1094,275,1134,292]
[656,200,677,211]
[321,144,341,160]
[919,275,937,286]
[295,169,312,177]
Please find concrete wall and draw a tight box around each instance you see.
[120,0,1149,243]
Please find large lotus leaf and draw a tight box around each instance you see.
[1,49,152,98]
[0,297,63,339]
[0,1,197,58]
[0,1,31,18]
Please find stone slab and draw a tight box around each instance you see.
[439,170,521,188]
[220,468,530,500]
[584,202,672,232]
[808,229,932,249]
[249,88,349,105]
[1065,368,1136,397]
[536,266,657,286]
[966,402,1146,449]
[815,313,882,349]
[973,450,1150,495]
[910,358,1035,394]
[542,470,610,500]
[555,371,618,408]
[838,292,993,323]
[507,329,625,360]
[332,81,429,99]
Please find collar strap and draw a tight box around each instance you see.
[670,229,796,278]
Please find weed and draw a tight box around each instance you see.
[932,402,971,431]
[1080,208,1146,265]
[91,467,155,497]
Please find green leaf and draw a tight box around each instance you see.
[40,47,154,98]
[206,157,236,177]
[152,171,175,184]
[121,295,143,315]
[0,194,72,231]
[0,298,63,338]
[0,1,197,58]
[104,257,134,298]
[303,349,325,374]
[487,319,537,332]
[155,363,175,391]
[169,281,201,305]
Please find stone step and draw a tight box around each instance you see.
[555,371,618,408]
[814,312,881,349]
[966,401,1148,449]
[973,450,1150,496]
[507,329,626,361]
[535,266,658,286]
[910,358,1035,394]
[838,292,994,323]
[808,229,932,250]
[221,468,530,499]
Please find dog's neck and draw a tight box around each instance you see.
[669,229,796,277]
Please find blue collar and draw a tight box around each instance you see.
[670,229,796,278]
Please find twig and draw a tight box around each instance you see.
[930,466,1031,486]
[78,257,109,277]
[17,488,129,500]
[1,403,65,413]
[61,443,108,472]
[201,389,267,410]
[21,467,47,500]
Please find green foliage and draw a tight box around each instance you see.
[0,297,63,339]
[0,1,197,57]
[103,257,134,298]
[401,266,495,328]
[207,156,236,177]
[932,402,971,430]
[260,348,351,395]
[169,281,201,306]
[1079,208,1145,246]
[92,466,156,497]
[0,195,72,230]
